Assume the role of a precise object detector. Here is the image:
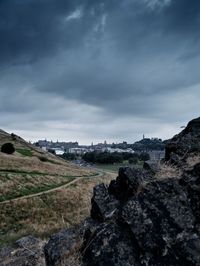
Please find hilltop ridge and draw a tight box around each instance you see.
[0,129,92,176]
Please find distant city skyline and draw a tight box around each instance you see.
[3,126,180,146]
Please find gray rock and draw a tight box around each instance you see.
[165,117,200,164]
[143,160,159,175]
[0,235,45,266]
[44,228,82,266]
[108,167,145,200]
[91,183,119,222]
[16,235,39,249]
[82,222,140,266]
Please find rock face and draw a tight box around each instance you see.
[165,117,200,164]
[81,165,200,266]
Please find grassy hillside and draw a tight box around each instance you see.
[0,129,107,246]
[0,130,95,202]
[0,172,115,247]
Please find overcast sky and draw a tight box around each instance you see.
[0,0,200,144]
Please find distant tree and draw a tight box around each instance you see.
[139,152,150,162]
[61,153,76,160]
[38,156,48,162]
[34,142,40,147]
[82,151,123,164]
[128,157,138,164]
[1,142,15,154]
[82,152,96,163]
[122,152,133,160]
[11,133,17,141]
[48,149,56,155]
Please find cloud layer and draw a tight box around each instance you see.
[0,0,200,143]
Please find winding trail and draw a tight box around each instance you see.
[0,171,104,205]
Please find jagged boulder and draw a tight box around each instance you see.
[81,165,200,266]
[91,183,119,222]
[165,117,200,164]
[108,167,146,201]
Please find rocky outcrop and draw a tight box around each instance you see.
[0,235,45,266]
[165,117,200,164]
[81,165,200,266]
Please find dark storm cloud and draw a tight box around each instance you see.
[1,0,200,63]
[0,0,200,142]
[0,0,108,65]
[163,0,200,35]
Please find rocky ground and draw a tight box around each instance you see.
[1,117,200,265]
[165,117,200,166]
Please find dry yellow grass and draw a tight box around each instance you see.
[186,154,200,168]
[0,153,94,201]
[0,152,93,176]
[154,162,182,180]
[0,172,75,199]
[0,129,93,177]
[154,152,200,181]
[0,172,115,247]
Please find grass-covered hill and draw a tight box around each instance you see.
[0,129,94,202]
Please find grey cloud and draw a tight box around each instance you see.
[0,0,107,66]
[0,0,200,143]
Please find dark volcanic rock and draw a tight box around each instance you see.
[180,163,200,225]
[90,167,149,225]
[143,160,159,175]
[83,222,140,266]
[108,167,145,200]
[81,165,200,266]
[0,235,45,266]
[165,117,200,164]
[91,183,119,222]
[44,226,82,266]
[44,227,82,266]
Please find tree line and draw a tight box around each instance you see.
[82,151,150,164]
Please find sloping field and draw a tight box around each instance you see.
[0,130,95,202]
[0,172,115,247]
